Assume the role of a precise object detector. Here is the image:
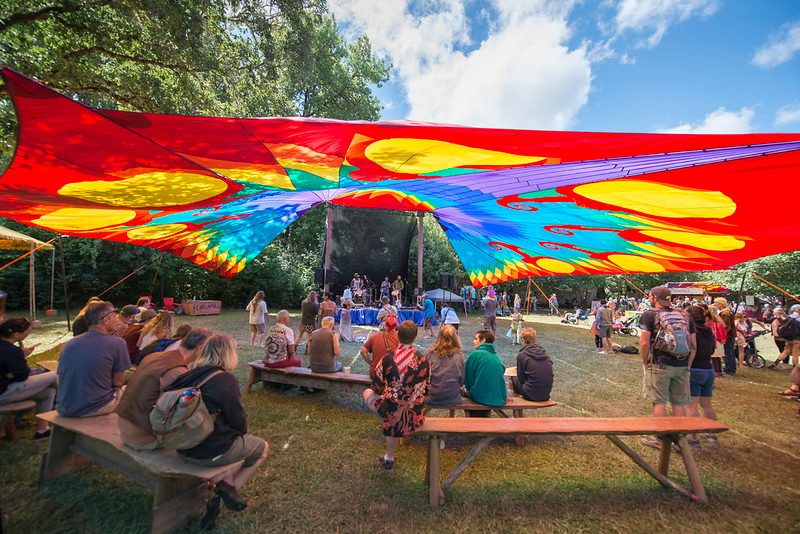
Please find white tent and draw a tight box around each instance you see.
[0,225,55,320]
[425,288,464,302]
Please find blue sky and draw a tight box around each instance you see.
[330,0,800,133]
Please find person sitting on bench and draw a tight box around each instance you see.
[263,310,301,368]
[165,334,269,529]
[464,329,506,416]
[363,320,430,473]
[309,316,343,373]
[511,328,554,402]
[115,328,211,450]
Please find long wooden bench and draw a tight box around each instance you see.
[37,411,243,534]
[415,416,728,507]
[244,361,371,394]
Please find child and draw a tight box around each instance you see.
[510,307,522,345]
[362,320,430,473]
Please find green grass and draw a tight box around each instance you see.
[3,309,799,533]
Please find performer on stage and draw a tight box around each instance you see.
[391,275,405,308]
[380,277,391,301]
[351,273,364,303]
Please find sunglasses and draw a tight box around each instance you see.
[103,309,118,320]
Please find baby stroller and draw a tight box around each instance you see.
[742,329,768,368]
[612,316,639,337]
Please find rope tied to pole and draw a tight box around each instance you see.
[750,272,800,304]
[97,254,164,298]
[0,238,56,272]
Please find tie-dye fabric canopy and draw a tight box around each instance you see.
[2,67,799,287]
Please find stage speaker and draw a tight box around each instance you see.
[440,273,455,289]
[314,268,335,285]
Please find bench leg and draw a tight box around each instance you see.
[658,436,672,476]
[151,477,207,534]
[677,436,707,504]
[39,425,88,483]
[244,365,257,395]
[442,436,494,491]
[428,436,441,507]
[512,409,525,447]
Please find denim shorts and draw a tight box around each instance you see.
[690,369,715,398]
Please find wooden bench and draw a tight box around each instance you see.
[36,411,243,534]
[244,361,371,394]
[415,416,728,507]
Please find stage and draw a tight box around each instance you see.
[336,308,438,327]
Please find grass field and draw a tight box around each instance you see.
[3,308,799,533]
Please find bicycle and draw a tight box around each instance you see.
[742,329,769,368]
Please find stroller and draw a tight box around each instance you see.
[612,316,640,337]
[742,329,769,368]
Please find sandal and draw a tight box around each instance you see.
[214,480,247,511]
[778,389,800,396]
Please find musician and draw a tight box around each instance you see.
[351,273,364,303]
[392,275,405,307]
[380,277,391,301]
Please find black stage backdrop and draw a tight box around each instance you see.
[327,205,418,304]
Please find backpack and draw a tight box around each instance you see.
[777,316,800,341]
[149,370,222,450]
[652,308,693,359]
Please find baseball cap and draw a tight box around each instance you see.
[650,286,671,306]
[385,315,398,330]
[790,304,800,313]
[119,304,139,318]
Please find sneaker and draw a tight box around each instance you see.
[640,437,662,450]
[376,456,394,473]
[33,429,51,441]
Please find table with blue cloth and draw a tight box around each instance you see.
[335,308,437,326]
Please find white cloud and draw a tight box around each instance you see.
[329,0,591,130]
[658,107,756,134]
[752,19,800,69]
[775,104,800,126]
[614,0,719,48]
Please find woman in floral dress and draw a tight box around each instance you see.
[363,320,430,473]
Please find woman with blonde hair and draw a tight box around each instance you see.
[297,291,318,355]
[768,307,789,370]
[246,290,269,347]
[424,325,465,407]
[166,334,268,529]
[137,310,173,350]
[734,311,749,367]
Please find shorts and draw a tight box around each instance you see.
[644,364,689,406]
[483,316,496,331]
[184,434,267,468]
[689,369,715,397]
[249,323,266,334]
[424,316,434,327]
[299,324,314,334]
[599,325,612,339]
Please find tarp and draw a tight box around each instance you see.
[425,288,464,302]
[0,225,54,251]
[1,67,800,288]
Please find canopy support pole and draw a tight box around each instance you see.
[59,236,71,332]
[29,243,36,321]
[417,212,424,294]
[324,203,333,294]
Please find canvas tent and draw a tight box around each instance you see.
[0,225,55,320]
[426,288,464,302]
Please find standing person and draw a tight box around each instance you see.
[482,291,497,336]
[57,301,131,417]
[416,292,436,339]
[734,312,749,367]
[339,298,355,342]
[296,291,318,355]
[263,310,301,368]
[511,327,554,402]
[461,286,471,310]
[548,293,559,315]
[116,328,211,450]
[639,287,696,450]
[596,300,614,354]
[309,316,343,373]
[774,304,800,368]
[464,330,507,411]
[392,275,405,307]
[714,297,737,375]
[424,325,465,407]
[589,306,603,353]
[361,316,399,381]
[165,335,268,529]
[768,307,789,370]
[380,277,391,301]
[375,297,398,331]
[0,317,58,440]
[707,305,726,376]
[363,320,430,473]
[317,292,337,326]
[245,291,269,348]
[440,302,460,331]
[509,307,522,345]
[684,306,718,445]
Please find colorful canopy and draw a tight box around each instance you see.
[1,67,799,287]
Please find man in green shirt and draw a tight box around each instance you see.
[465,329,507,409]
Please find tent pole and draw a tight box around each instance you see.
[417,212,424,294]
[29,243,35,322]
[49,248,55,311]
[525,278,532,315]
[59,236,71,332]
[323,203,333,293]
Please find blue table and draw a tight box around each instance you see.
[336,308,437,326]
